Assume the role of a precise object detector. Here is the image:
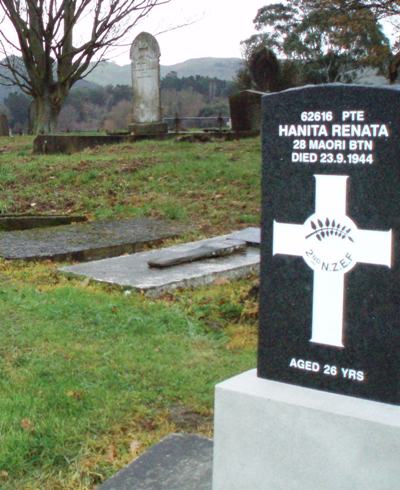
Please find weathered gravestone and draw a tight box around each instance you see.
[0,114,9,136]
[229,89,265,133]
[212,85,400,490]
[128,32,168,136]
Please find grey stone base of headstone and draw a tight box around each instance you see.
[98,433,212,490]
[60,228,260,296]
[213,369,400,490]
[0,218,183,261]
[128,122,168,136]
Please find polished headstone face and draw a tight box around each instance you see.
[259,84,400,405]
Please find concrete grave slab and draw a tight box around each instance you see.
[0,218,183,262]
[98,433,212,490]
[60,228,260,297]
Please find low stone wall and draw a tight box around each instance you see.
[33,134,132,154]
[33,128,258,154]
[164,116,230,130]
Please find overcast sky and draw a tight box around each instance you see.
[109,0,269,66]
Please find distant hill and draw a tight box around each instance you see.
[83,57,243,86]
[161,57,243,80]
[84,62,131,86]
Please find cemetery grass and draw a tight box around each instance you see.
[0,136,260,234]
[0,136,260,489]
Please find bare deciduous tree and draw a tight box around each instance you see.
[0,0,169,133]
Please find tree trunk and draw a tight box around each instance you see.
[30,93,63,134]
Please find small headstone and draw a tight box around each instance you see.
[128,32,168,136]
[0,114,10,136]
[229,90,266,133]
[259,84,400,405]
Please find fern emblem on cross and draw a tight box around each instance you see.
[273,174,392,348]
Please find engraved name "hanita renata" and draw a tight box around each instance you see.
[279,124,390,138]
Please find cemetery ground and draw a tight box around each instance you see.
[0,135,260,489]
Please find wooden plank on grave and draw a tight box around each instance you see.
[147,239,246,268]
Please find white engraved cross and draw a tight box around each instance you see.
[273,174,392,348]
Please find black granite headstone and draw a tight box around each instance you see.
[259,84,400,405]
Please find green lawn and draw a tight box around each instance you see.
[0,135,260,489]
